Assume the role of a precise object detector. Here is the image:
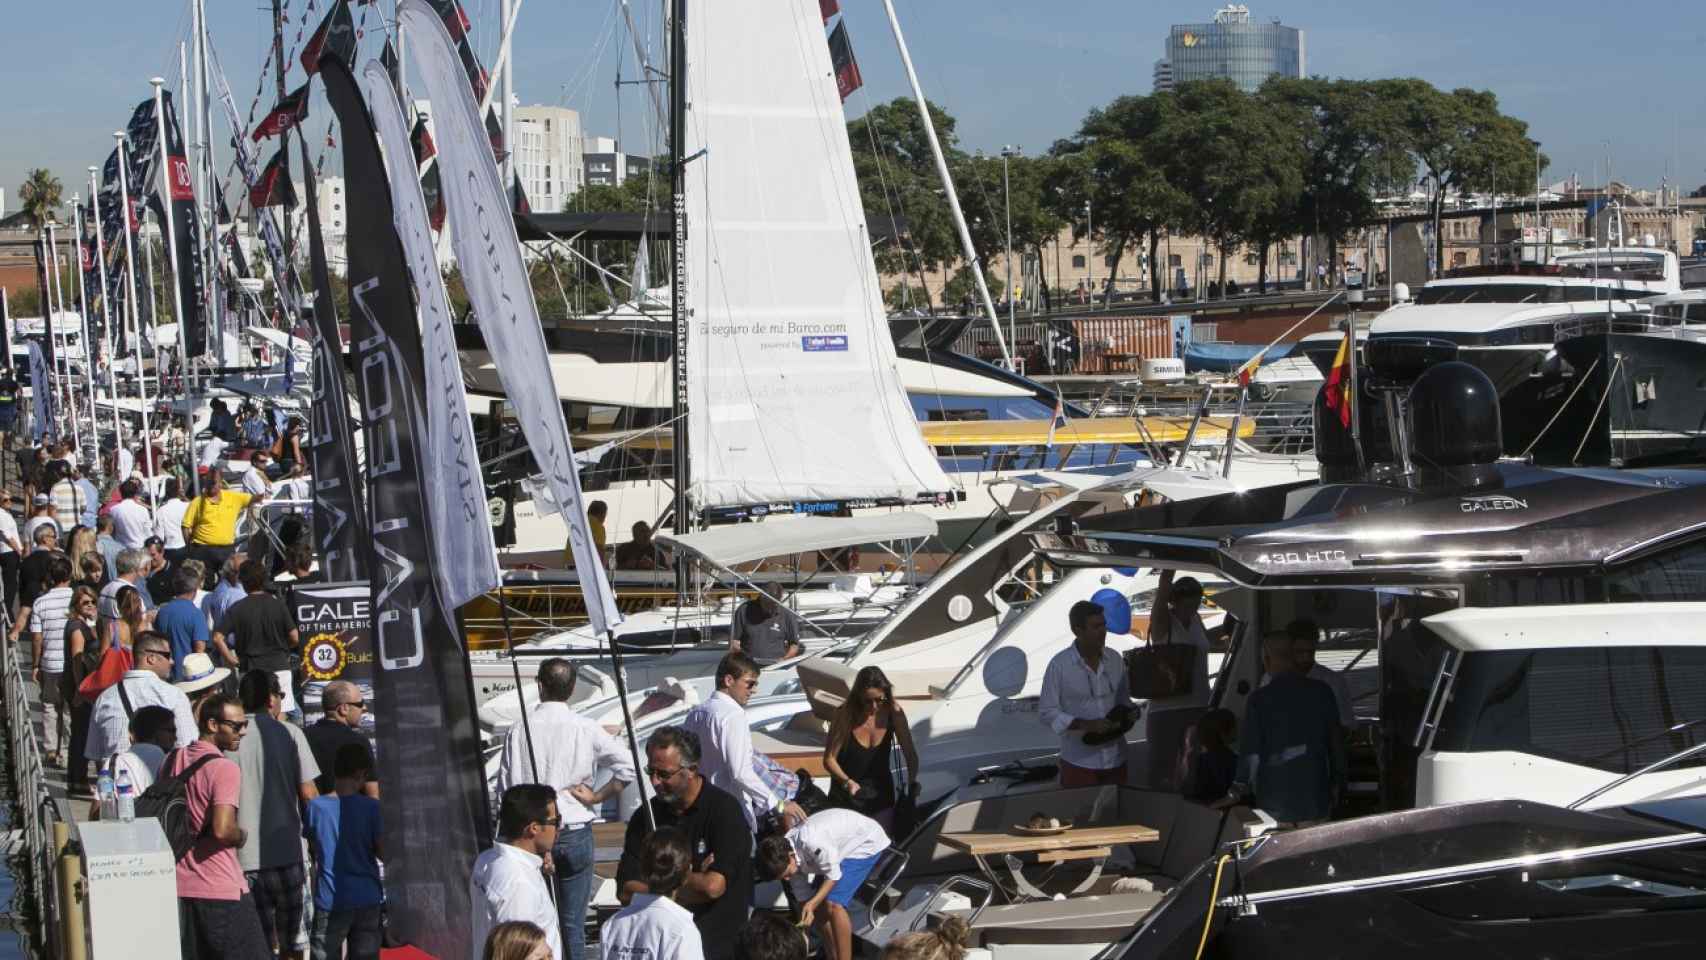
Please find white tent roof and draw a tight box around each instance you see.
[655,512,938,568]
[1423,603,1706,652]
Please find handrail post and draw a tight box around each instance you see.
[55,820,87,960]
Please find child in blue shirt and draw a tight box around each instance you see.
[305,742,384,960]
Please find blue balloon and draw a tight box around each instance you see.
[1114,567,1139,577]
[1090,588,1133,635]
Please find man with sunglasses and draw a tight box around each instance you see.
[85,631,198,766]
[471,784,564,960]
[168,692,271,958]
[617,727,752,960]
[305,681,378,798]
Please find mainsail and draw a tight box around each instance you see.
[682,0,951,508]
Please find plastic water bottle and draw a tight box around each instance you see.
[115,767,136,823]
[96,763,117,821]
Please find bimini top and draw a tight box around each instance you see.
[655,512,938,568]
[1423,603,1706,652]
[1033,463,1706,587]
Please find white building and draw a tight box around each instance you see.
[513,105,585,213]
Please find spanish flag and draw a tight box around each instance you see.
[1323,328,1353,428]
[1236,349,1267,388]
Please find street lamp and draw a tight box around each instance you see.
[1000,145,1020,347]
[1084,200,1093,307]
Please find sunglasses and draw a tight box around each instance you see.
[536,816,562,828]
[338,699,367,710]
[215,718,249,732]
[645,764,690,780]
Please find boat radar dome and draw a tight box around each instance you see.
[1393,282,1411,303]
[1405,360,1502,490]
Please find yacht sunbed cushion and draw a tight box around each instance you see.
[947,891,1168,946]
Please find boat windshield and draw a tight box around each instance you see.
[1413,283,1653,305]
[1432,646,1706,775]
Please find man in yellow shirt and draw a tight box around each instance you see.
[564,499,609,569]
[182,472,261,588]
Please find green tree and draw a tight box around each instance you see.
[1386,81,1543,275]
[1049,93,1189,304]
[849,98,971,305]
[1155,80,1303,298]
[957,152,1066,310]
[18,168,65,315]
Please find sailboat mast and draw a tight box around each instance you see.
[668,0,689,539]
[877,0,1013,369]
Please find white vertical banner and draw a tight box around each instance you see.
[397,0,622,633]
[360,59,501,608]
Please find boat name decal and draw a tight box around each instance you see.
[1459,495,1529,513]
[1256,549,1348,566]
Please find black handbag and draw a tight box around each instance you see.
[1126,620,1197,700]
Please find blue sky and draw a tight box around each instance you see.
[3,0,1702,214]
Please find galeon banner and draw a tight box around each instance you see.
[320,53,490,960]
[291,580,375,732]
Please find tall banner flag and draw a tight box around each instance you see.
[301,0,357,76]
[418,162,446,231]
[301,164,368,584]
[252,82,312,141]
[250,148,298,208]
[361,58,500,607]
[27,341,51,443]
[32,235,57,393]
[160,90,208,358]
[0,288,11,365]
[209,42,298,314]
[828,21,863,100]
[320,53,490,960]
[400,0,623,633]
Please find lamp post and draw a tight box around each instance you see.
[1001,145,1019,348]
[1084,200,1093,308]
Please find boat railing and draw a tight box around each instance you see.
[1554,313,1695,341]
[1,610,87,958]
[1566,724,1706,810]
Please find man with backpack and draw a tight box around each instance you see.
[161,692,271,957]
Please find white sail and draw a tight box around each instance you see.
[683,0,952,508]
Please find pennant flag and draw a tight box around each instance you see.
[380,38,401,86]
[827,20,863,101]
[455,36,489,104]
[252,82,311,141]
[513,173,531,216]
[410,116,437,164]
[159,89,209,357]
[1323,327,1353,428]
[820,0,840,20]
[322,51,492,960]
[216,191,233,225]
[429,0,471,40]
[250,148,297,208]
[1235,348,1267,388]
[419,162,446,231]
[301,0,357,76]
[1046,391,1066,448]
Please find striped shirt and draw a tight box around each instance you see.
[28,586,74,673]
[50,480,87,533]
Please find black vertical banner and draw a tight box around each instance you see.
[160,91,207,357]
[0,287,12,366]
[33,234,57,393]
[320,54,490,960]
[301,165,367,583]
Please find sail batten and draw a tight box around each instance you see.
[684,0,952,509]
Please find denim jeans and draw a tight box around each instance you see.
[310,904,382,960]
[553,824,596,960]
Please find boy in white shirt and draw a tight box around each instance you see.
[756,808,889,960]
[600,829,703,960]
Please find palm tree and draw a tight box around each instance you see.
[18,168,65,315]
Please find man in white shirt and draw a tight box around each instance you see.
[756,808,889,960]
[28,554,74,765]
[599,831,704,960]
[0,489,21,613]
[1039,600,1136,787]
[242,452,275,497]
[153,477,190,560]
[682,653,806,832]
[85,631,198,763]
[108,479,155,550]
[197,435,227,472]
[496,659,634,960]
[470,784,564,960]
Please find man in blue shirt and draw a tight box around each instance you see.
[202,554,246,630]
[154,566,210,681]
[95,515,124,581]
[305,743,384,960]
[1220,631,1344,827]
[74,467,100,530]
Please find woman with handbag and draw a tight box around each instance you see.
[823,666,919,833]
[62,586,102,797]
[1143,572,1217,790]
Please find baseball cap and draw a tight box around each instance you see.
[32,494,51,507]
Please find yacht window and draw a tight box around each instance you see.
[1432,647,1706,775]
[1605,538,1706,602]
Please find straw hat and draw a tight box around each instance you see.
[176,653,233,696]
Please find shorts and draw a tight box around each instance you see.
[825,852,883,907]
[246,861,308,951]
[180,894,271,960]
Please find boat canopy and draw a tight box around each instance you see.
[1422,603,1706,652]
[1182,341,1295,373]
[918,415,1254,447]
[655,512,938,568]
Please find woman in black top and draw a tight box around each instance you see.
[823,666,919,832]
[61,586,101,797]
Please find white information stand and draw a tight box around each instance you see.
[79,819,180,955]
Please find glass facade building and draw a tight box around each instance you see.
[1157,6,1304,93]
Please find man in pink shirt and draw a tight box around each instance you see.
[166,692,270,958]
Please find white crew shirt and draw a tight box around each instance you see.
[683,690,781,831]
[111,743,166,792]
[495,701,636,827]
[197,437,226,470]
[116,446,135,480]
[599,894,704,960]
[0,508,20,554]
[108,498,154,550]
[1039,643,1134,771]
[154,498,190,550]
[241,465,272,497]
[85,670,198,761]
[786,808,889,883]
[469,843,562,960]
